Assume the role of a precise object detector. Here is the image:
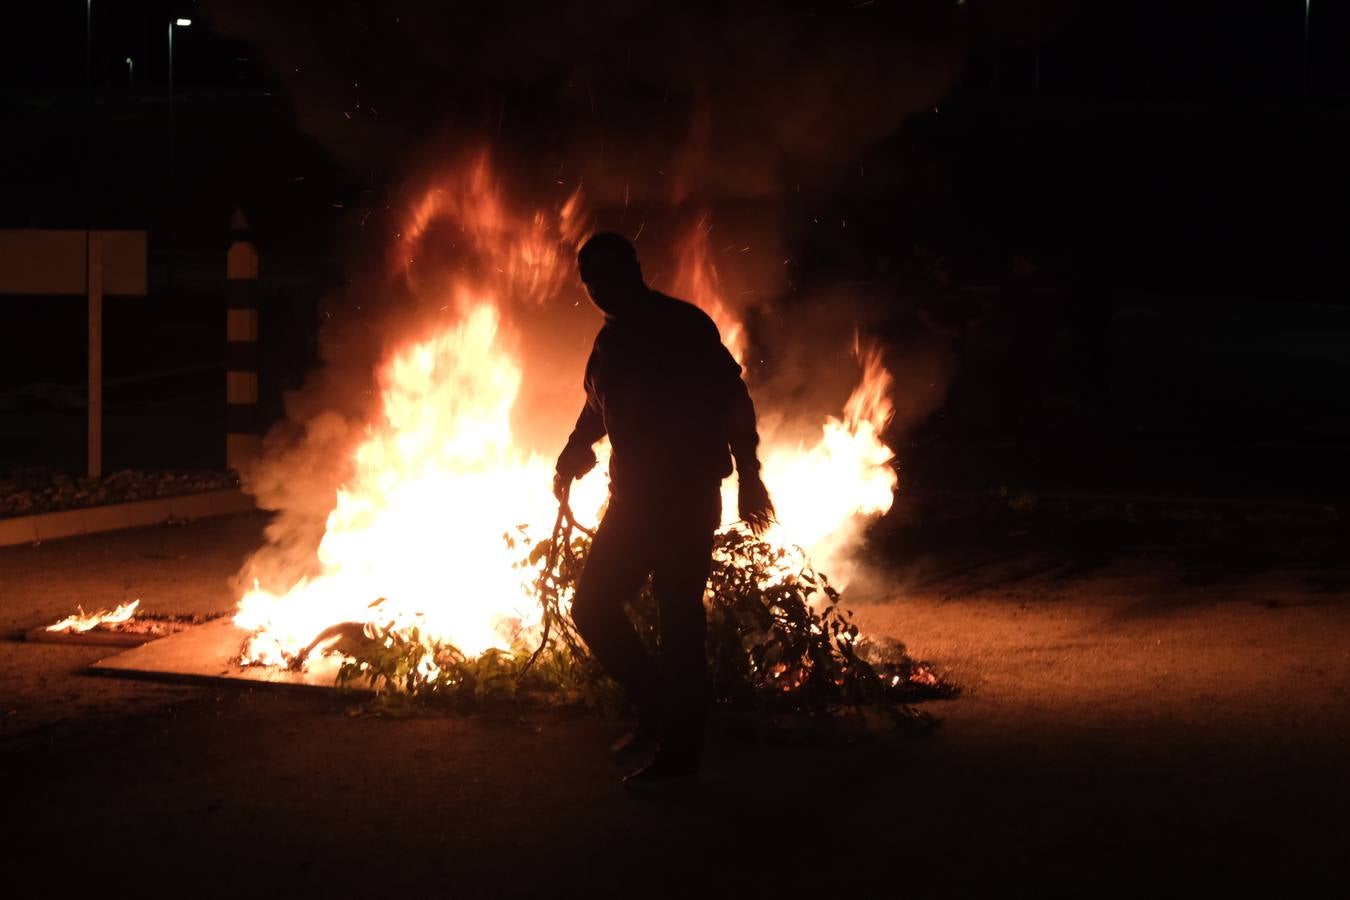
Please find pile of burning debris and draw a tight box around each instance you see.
[41,535,951,723]
[297,514,955,722]
[0,467,239,518]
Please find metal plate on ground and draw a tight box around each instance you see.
[89,618,360,693]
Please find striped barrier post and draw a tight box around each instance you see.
[225,209,261,474]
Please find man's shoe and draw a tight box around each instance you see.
[609,727,659,757]
[620,753,700,794]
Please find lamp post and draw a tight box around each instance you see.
[125,57,134,88]
[168,18,190,290]
[1303,0,1312,93]
[86,1,97,478]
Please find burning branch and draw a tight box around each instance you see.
[518,498,595,680]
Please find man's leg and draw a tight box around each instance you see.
[571,501,664,722]
[648,491,720,764]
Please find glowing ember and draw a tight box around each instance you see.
[47,599,140,634]
[233,155,897,679]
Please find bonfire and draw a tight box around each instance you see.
[227,153,948,716]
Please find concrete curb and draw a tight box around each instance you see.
[0,489,256,547]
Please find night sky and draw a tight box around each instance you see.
[4,1,1350,482]
[6,2,1350,288]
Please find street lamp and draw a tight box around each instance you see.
[169,17,190,131]
[169,17,192,126]
[1303,0,1312,93]
[125,57,134,87]
[167,17,191,289]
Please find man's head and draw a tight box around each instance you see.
[578,232,644,316]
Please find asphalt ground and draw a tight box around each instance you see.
[2,509,1348,896]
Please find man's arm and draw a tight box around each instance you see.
[554,349,606,501]
[718,347,762,478]
[688,312,760,473]
[557,396,605,481]
[699,319,774,534]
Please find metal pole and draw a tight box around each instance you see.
[1303,0,1312,93]
[167,21,175,291]
[87,231,103,479]
[85,2,97,478]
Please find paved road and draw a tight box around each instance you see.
[2,510,1348,894]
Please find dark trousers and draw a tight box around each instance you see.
[570,486,721,758]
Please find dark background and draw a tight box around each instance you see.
[2,0,1348,503]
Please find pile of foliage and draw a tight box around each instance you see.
[331,508,953,720]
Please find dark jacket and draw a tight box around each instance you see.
[557,291,760,499]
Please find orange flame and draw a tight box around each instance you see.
[671,214,747,364]
[396,151,588,307]
[755,342,897,568]
[47,599,140,633]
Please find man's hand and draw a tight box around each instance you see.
[738,474,775,538]
[552,469,574,504]
[554,444,597,506]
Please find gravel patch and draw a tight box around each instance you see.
[0,467,240,519]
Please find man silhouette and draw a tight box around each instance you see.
[554,232,774,790]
